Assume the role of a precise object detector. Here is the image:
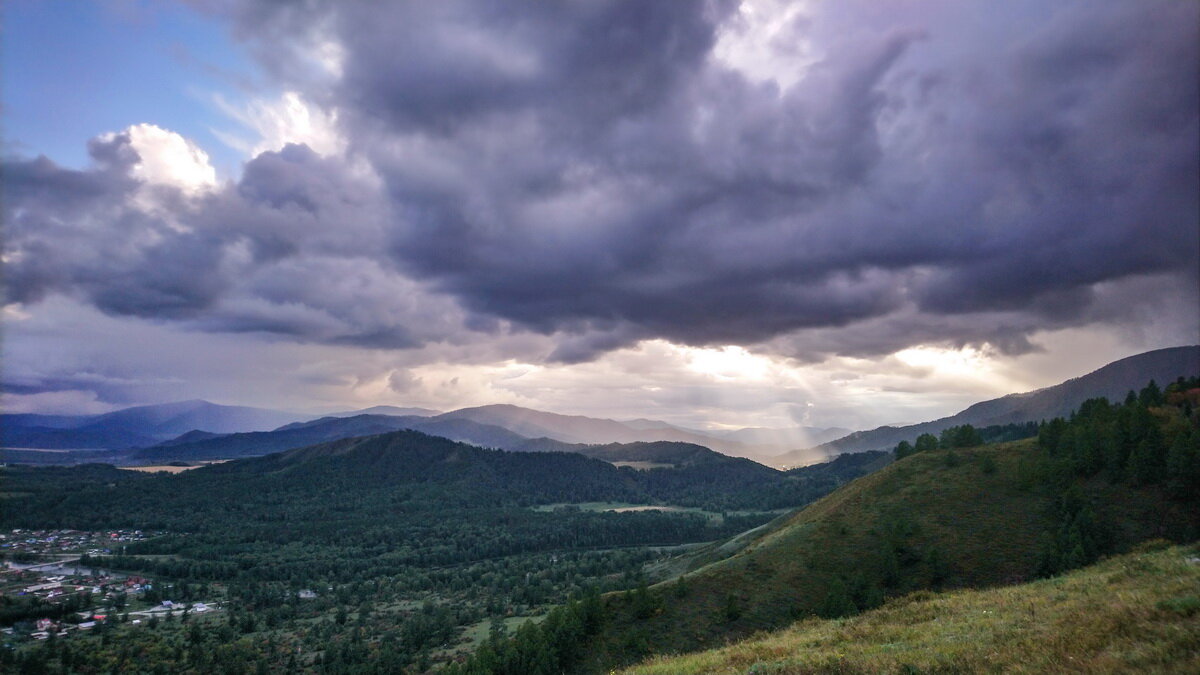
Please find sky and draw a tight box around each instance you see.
[2,0,1197,431]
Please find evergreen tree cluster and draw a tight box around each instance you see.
[1036,377,1200,493]
[1034,376,1200,576]
[443,589,603,675]
[894,422,1004,459]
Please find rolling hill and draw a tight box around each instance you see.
[125,414,531,463]
[2,431,887,535]
[156,434,884,515]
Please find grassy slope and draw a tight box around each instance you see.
[577,440,1199,672]
[623,543,1200,674]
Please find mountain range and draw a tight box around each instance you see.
[0,399,306,450]
[3,346,1196,470]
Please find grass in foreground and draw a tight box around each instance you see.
[623,543,1200,674]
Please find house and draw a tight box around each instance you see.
[298,589,317,600]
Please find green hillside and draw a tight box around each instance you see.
[447,379,1199,674]
[623,543,1200,674]
[572,439,1197,672]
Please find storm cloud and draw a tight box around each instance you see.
[5,0,1198,367]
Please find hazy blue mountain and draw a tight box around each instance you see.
[774,345,1200,465]
[431,404,770,457]
[86,400,305,435]
[325,405,442,418]
[0,413,88,430]
[1,400,307,450]
[152,429,225,447]
[433,404,653,443]
[0,425,161,451]
[619,418,696,432]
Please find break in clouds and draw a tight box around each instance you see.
[4,0,1198,371]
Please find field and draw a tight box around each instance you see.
[120,464,205,474]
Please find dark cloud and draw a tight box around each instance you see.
[336,1,734,132]
[6,0,1198,365]
[3,138,458,349]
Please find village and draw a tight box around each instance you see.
[1,527,155,559]
[1,529,220,644]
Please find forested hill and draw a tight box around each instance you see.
[448,377,1200,674]
[2,430,887,531]
[779,345,1200,461]
[514,440,761,469]
[63,419,778,471]
[126,414,530,463]
[0,432,883,673]
[573,441,738,467]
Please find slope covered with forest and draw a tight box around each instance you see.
[0,429,889,672]
[447,377,1200,674]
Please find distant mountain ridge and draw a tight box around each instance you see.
[128,424,779,473]
[6,347,1194,466]
[326,405,442,418]
[1,399,791,459]
[774,345,1200,465]
[435,405,725,446]
[128,414,529,463]
[0,400,306,450]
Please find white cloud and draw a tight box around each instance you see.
[114,123,218,193]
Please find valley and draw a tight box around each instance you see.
[6,1,1198,671]
[1,358,1197,673]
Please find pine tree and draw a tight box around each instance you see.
[1166,428,1200,500]
[914,433,939,453]
[1139,380,1165,407]
[818,577,856,618]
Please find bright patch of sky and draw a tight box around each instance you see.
[210,91,344,158]
[712,0,818,90]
